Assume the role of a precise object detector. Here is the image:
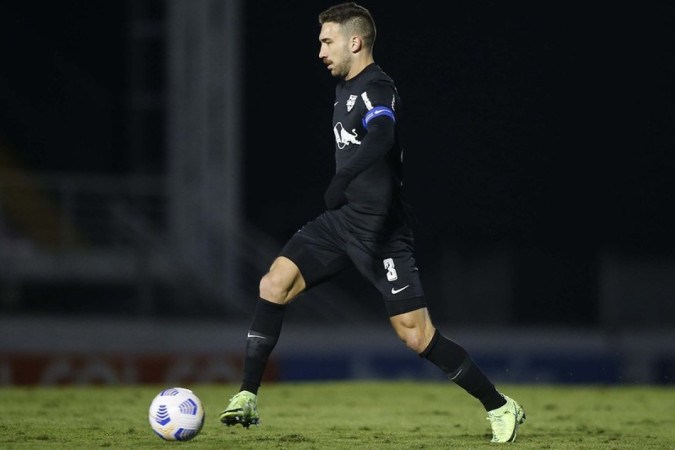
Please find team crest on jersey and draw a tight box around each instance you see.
[346,95,357,112]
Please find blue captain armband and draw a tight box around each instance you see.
[362,106,395,129]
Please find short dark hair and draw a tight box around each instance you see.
[318,2,376,49]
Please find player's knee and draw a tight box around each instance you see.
[259,271,292,303]
[392,315,435,353]
[403,330,427,353]
[394,325,426,353]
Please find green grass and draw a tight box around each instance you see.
[0,381,674,449]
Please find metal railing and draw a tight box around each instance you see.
[0,172,379,322]
[0,172,165,250]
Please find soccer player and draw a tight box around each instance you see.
[221,2,525,443]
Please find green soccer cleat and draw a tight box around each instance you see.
[219,390,259,428]
[486,394,526,443]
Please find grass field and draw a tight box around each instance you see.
[1,381,674,449]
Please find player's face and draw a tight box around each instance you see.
[318,22,352,79]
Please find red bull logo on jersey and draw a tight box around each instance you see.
[333,122,361,149]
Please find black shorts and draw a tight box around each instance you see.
[279,209,426,316]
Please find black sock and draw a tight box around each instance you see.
[420,330,506,411]
[240,298,286,394]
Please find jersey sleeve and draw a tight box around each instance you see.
[336,82,397,180]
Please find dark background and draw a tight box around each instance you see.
[1,1,674,325]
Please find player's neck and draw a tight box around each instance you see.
[345,55,375,80]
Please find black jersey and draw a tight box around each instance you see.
[331,63,411,232]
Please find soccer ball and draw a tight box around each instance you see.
[148,387,205,441]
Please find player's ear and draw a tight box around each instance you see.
[350,36,363,53]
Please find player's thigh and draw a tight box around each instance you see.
[279,212,351,289]
[347,233,426,316]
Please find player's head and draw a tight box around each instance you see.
[318,2,376,80]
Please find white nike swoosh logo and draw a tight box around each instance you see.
[247,333,266,339]
[391,285,410,295]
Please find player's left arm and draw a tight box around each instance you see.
[324,86,396,209]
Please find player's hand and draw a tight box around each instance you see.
[324,172,351,210]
